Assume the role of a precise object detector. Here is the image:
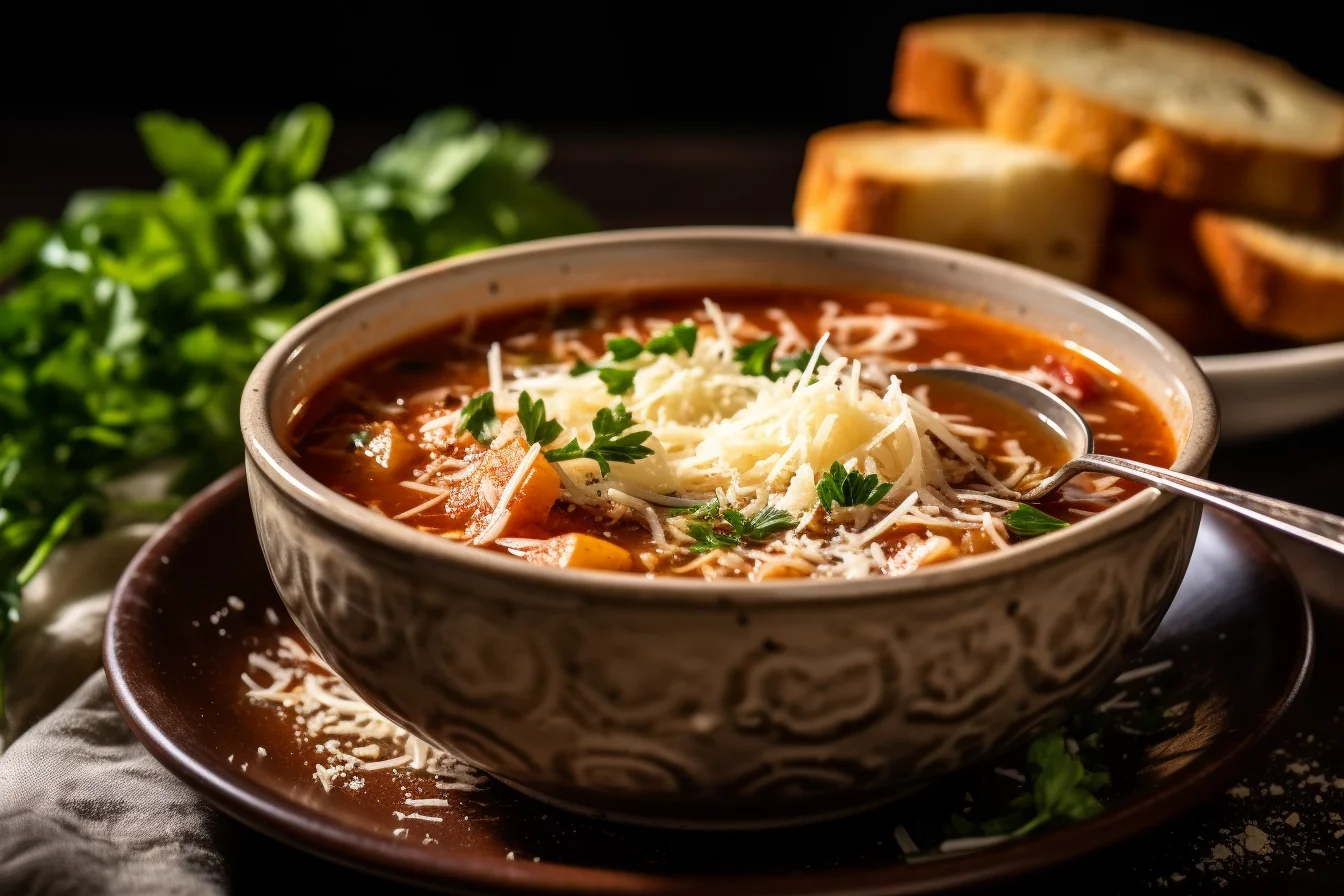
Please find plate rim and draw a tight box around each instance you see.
[1199,338,1344,377]
[105,467,1317,895]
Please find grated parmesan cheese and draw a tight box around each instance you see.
[242,637,485,796]
[403,299,1116,580]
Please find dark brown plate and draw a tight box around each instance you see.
[106,468,1313,895]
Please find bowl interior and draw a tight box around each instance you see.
[243,227,1217,597]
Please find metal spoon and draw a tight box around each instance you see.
[907,364,1344,556]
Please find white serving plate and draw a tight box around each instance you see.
[1200,342,1344,442]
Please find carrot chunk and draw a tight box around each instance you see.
[466,434,562,540]
[521,533,633,571]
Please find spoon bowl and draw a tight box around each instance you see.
[906,364,1344,555]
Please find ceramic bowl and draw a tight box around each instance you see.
[240,227,1218,829]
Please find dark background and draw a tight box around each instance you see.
[3,3,1342,128]
[5,3,1342,228]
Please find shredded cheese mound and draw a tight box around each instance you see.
[501,302,1002,507]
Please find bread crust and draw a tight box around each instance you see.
[792,122,1108,285]
[891,15,1344,218]
[1195,213,1344,343]
[793,123,914,234]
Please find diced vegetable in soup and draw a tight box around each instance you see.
[291,288,1175,579]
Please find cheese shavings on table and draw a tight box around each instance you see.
[243,636,484,799]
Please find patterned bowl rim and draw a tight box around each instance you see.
[240,227,1219,607]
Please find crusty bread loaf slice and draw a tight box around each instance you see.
[892,15,1344,218]
[1195,211,1344,343]
[794,123,1111,285]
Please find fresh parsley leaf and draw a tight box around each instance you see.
[645,321,698,356]
[544,402,653,476]
[262,104,334,191]
[979,812,1032,837]
[576,322,698,389]
[347,430,372,451]
[0,105,595,709]
[1004,505,1069,537]
[594,403,638,438]
[1012,730,1108,834]
[687,521,740,553]
[137,112,233,194]
[458,392,501,443]
[597,366,637,395]
[816,461,894,512]
[958,728,1110,841]
[685,504,796,553]
[288,183,345,261]
[736,506,798,540]
[814,470,844,513]
[733,337,819,382]
[586,403,654,468]
[546,441,596,468]
[606,337,644,362]
[666,498,720,519]
[775,347,815,379]
[734,336,779,378]
[0,219,50,280]
[516,391,564,446]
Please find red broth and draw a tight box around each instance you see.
[291,288,1176,579]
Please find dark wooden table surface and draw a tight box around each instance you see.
[5,120,1343,894]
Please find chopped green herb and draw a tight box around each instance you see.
[606,337,644,362]
[815,461,893,512]
[347,430,372,451]
[1004,505,1069,537]
[544,402,653,476]
[978,811,1032,837]
[597,366,637,395]
[775,346,816,380]
[644,321,698,356]
[458,391,501,443]
[727,506,798,540]
[733,337,819,382]
[734,336,779,378]
[685,505,797,553]
[971,730,1109,840]
[666,498,720,519]
[687,521,741,554]
[516,391,564,447]
[1013,730,1108,835]
[573,322,698,388]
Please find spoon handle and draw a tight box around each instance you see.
[1069,455,1344,557]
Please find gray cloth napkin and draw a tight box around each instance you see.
[0,516,237,896]
[0,672,230,896]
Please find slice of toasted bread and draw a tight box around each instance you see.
[794,123,1111,285]
[892,15,1344,218]
[1195,211,1344,343]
